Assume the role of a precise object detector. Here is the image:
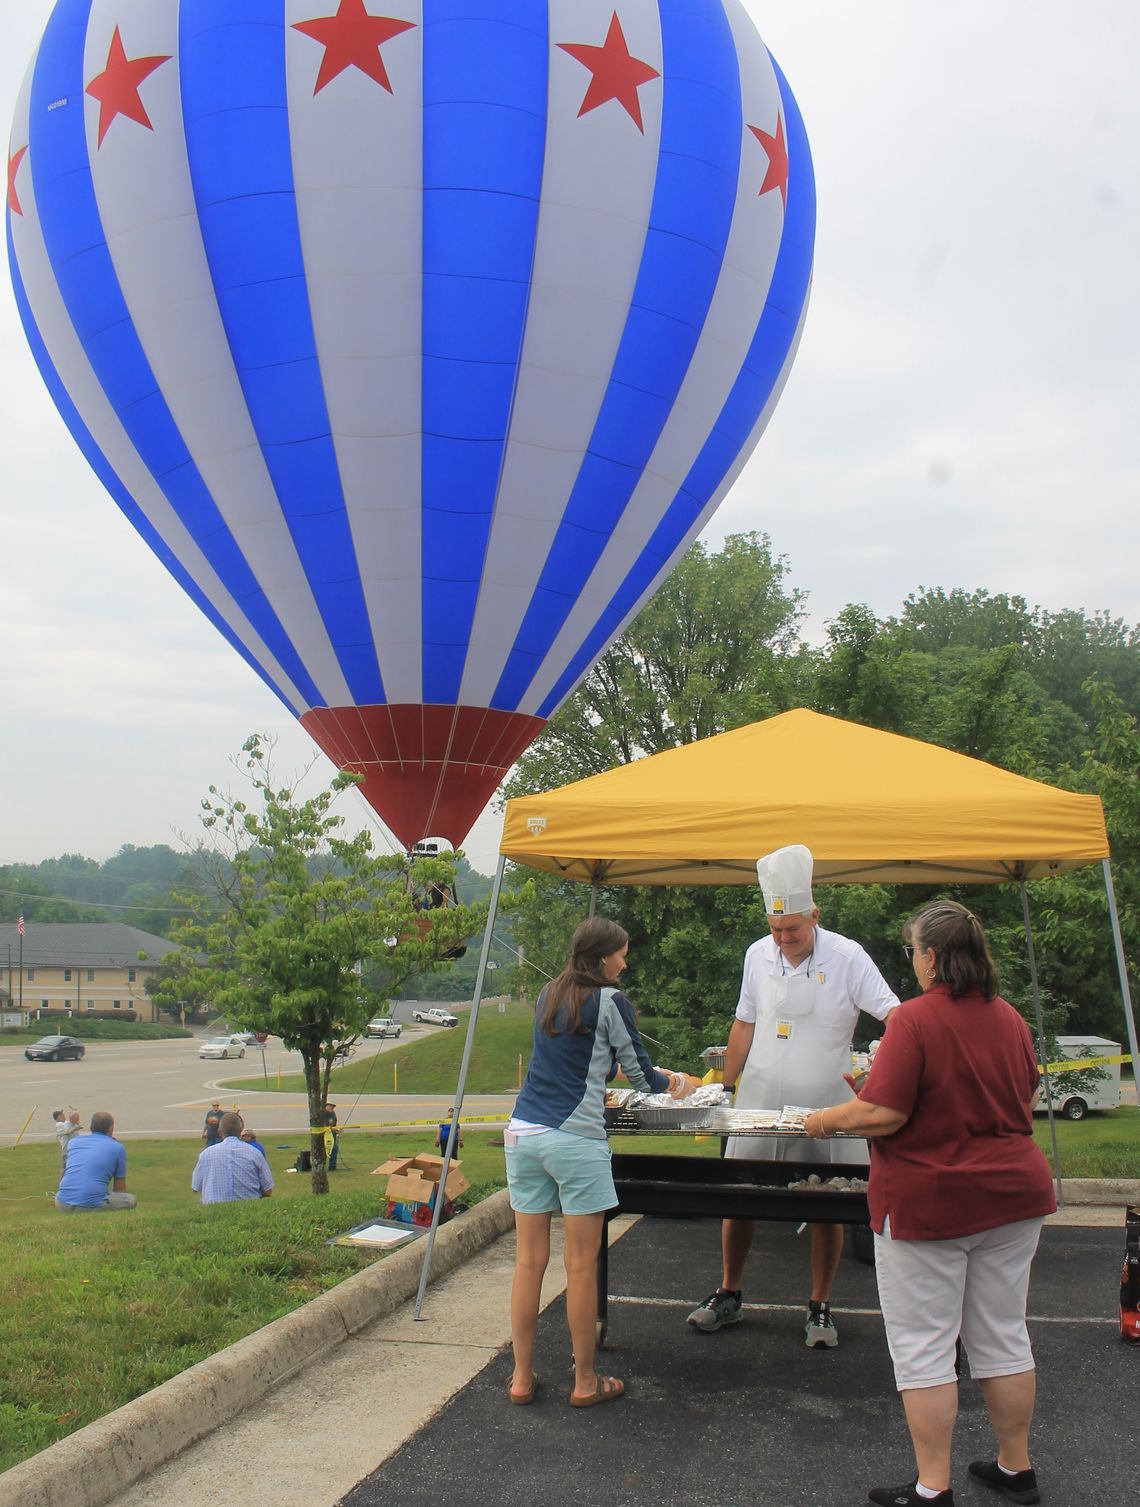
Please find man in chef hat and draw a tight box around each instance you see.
[687,844,898,1349]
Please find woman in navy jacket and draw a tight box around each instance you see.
[506,916,696,1408]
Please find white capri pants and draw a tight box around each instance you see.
[874,1215,1045,1391]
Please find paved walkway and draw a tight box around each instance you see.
[102,1206,1136,1507]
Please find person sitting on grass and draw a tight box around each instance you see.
[240,1127,268,1158]
[192,1113,274,1204]
[55,1111,137,1213]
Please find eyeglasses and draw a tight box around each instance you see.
[902,945,915,960]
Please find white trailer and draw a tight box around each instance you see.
[1036,1035,1122,1121]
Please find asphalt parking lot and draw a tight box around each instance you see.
[342,1215,1137,1507]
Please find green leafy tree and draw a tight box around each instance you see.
[502,532,810,798]
[501,533,812,1037]
[1027,680,1140,1038]
[165,737,486,1194]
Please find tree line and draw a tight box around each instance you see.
[500,533,1140,1059]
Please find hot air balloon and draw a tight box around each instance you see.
[7,0,814,849]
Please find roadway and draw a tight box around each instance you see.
[2,1004,515,1143]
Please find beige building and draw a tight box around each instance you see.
[0,922,180,1024]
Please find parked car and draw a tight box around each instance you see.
[412,1007,459,1027]
[198,1035,248,1060]
[366,1017,402,1038]
[231,1030,259,1046]
[25,1034,85,1062]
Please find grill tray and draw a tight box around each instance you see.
[605,1106,860,1137]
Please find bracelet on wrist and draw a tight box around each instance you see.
[820,1107,831,1138]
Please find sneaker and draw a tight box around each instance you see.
[967,1460,1040,1504]
[804,1301,839,1349]
[686,1288,743,1331]
[868,1484,954,1507]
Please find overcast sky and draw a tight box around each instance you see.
[2,1,1137,883]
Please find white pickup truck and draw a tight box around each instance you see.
[412,1007,459,1027]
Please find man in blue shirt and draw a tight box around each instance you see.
[240,1127,268,1158]
[435,1108,463,1156]
[55,1111,137,1212]
[192,1113,274,1204]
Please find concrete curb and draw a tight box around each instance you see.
[0,1191,515,1507]
[1060,1177,1140,1205]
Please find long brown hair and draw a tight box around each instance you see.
[539,917,628,1035]
[904,900,999,1000]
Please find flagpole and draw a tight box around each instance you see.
[18,915,24,1021]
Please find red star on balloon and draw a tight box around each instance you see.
[557,11,660,134]
[7,145,28,216]
[293,0,416,95]
[748,114,789,209]
[85,26,172,148]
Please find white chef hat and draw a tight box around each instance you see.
[756,844,815,916]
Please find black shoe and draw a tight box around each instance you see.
[868,1484,954,1507]
[686,1288,743,1331]
[968,1460,1040,1504]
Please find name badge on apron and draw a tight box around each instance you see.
[776,1019,793,1042]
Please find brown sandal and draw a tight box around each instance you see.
[570,1375,624,1407]
[508,1375,539,1405]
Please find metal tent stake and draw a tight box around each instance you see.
[1102,859,1140,1081]
[1021,880,1063,1207]
[413,855,507,1321]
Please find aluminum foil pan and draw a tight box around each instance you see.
[611,1106,719,1131]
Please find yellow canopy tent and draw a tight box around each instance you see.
[499,709,1110,886]
[413,710,1135,1315]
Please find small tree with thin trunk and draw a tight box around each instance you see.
[168,736,484,1193]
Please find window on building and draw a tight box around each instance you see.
[63,968,72,982]
[27,968,35,981]
[127,968,136,983]
[86,968,95,982]
[86,1000,95,1010]
[41,999,49,1009]
[113,1000,121,1008]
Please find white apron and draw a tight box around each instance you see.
[727,968,868,1166]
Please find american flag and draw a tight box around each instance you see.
[17,914,25,936]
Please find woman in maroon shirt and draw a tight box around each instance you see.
[805,901,1055,1507]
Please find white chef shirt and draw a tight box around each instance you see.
[735,925,898,1031]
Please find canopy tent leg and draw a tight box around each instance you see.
[588,881,598,918]
[1021,881,1064,1208]
[413,853,507,1320]
[1102,859,1140,1083]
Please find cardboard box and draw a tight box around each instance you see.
[372,1153,470,1204]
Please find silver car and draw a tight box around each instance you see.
[198,1035,247,1060]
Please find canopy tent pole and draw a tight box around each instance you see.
[1021,881,1064,1207]
[588,880,598,918]
[1101,859,1140,1079]
[413,854,507,1321]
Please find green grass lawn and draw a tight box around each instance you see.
[228,1004,697,1097]
[2,1106,1135,1474]
[0,1126,694,1471]
[0,1022,193,1046]
[241,1003,538,1096]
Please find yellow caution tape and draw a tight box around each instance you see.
[1041,1053,1131,1074]
[307,1114,511,1134]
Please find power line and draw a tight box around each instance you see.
[0,885,194,917]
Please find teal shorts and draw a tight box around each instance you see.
[505,1128,616,1216]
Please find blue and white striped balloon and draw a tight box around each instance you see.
[7,0,814,847]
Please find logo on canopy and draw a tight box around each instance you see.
[527,817,548,835]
